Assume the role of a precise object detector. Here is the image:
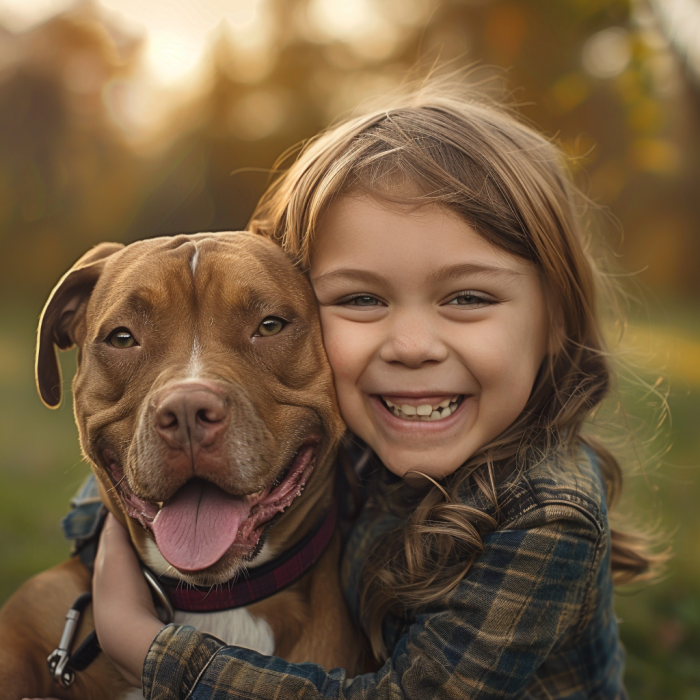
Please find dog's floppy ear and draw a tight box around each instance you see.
[36,242,125,408]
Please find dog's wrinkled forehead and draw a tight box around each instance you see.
[89,233,314,331]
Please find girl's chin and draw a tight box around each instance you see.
[377,447,473,481]
[372,430,480,479]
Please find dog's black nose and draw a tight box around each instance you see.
[155,382,228,451]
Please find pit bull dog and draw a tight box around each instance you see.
[0,232,367,699]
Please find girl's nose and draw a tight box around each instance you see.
[379,310,448,368]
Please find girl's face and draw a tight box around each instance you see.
[310,195,551,479]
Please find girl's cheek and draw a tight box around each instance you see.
[322,335,350,376]
[323,330,349,376]
[318,314,344,369]
[319,316,366,378]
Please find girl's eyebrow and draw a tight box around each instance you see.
[310,269,385,286]
[311,263,523,287]
[429,262,523,284]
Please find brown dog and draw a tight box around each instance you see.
[0,232,367,699]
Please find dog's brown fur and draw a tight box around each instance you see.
[0,233,368,699]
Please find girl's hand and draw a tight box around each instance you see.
[92,513,165,688]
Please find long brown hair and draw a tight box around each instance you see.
[249,83,666,660]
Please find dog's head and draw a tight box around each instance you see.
[36,233,345,586]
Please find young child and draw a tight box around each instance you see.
[66,86,660,699]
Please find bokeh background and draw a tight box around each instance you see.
[0,0,699,695]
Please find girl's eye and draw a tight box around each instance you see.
[108,328,137,348]
[343,295,382,307]
[447,292,494,308]
[255,317,287,336]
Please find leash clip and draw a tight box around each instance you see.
[45,569,171,690]
[47,607,82,687]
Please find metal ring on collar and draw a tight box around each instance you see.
[140,564,175,624]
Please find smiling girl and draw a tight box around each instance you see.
[44,86,661,699]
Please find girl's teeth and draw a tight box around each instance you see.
[383,396,462,421]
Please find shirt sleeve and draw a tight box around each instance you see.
[142,506,602,700]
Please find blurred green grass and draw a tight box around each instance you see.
[610,316,700,696]
[0,303,90,604]
[1,300,699,696]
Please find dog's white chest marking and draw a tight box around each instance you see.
[119,603,275,700]
[129,539,277,698]
[173,607,275,653]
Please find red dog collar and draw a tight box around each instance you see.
[154,506,338,613]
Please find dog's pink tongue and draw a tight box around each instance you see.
[153,480,250,572]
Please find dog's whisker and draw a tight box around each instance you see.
[201,584,217,601]
[163,565,178,578]
[107,475,126,494]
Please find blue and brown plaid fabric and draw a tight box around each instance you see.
[140,446,628,699]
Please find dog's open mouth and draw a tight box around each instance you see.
[104,442,318,573]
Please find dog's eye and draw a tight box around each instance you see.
[255,317,286,337]
[108,328,137,348]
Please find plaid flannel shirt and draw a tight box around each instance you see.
[134,445,627,700]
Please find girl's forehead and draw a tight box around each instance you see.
[310,194,533,280]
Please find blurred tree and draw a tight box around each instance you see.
[0,0,698,302]
[0,4,146,300]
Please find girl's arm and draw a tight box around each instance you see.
[95,508,604,699]
[92,515,165,687]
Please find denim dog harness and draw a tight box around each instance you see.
[45,477,106,687]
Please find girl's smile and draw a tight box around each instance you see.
[310,194,552,479]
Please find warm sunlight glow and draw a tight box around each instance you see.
[0,0,74,31]
[0,0,264,85]
[649,0,700,80]
[308,0,378,41]
[100,0,263,85]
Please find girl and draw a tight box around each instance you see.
[65,86,661,698]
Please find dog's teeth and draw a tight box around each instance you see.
[441,406,452,417]
[438,399,450,408]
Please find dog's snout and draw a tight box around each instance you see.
[155,383,228,450]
